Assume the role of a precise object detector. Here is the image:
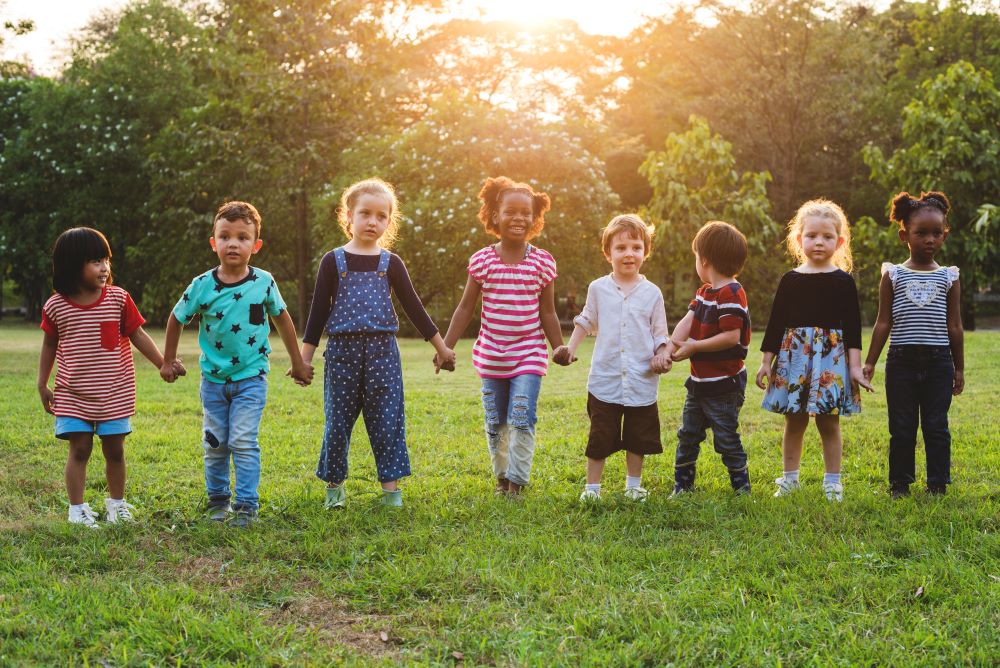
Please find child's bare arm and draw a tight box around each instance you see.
[442,276,481,349]
[129,326,168,370]
[863,272,894,381]
[161,314,186,382]
[553,325,587,366]
[272,310,313,386]
[672,328,739,361]
[946,279,964,395]
[539,281,564,350]
[668,311,695,355]
[37,331,58,414]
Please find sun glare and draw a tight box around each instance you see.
[468,0,650,36]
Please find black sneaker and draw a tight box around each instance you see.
[926,483,947,496]
[889,484,910,500]
[206,500,232,521]
[227,509,257,529]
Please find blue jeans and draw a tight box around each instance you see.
[200,375,268,512]
[674,390,749,491]
[481,374,542,486]
[886,345,954,487]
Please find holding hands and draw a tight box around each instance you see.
[287,361,314,387]
[551,345,576,366]
[850,365,874,394]
[433,348,457,374]
[160,358,187,383]
[651,350,672,374]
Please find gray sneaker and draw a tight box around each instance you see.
[325,485,346,509]
[206,500,232,522]
[227,508,257,529]
[379,489,403,508]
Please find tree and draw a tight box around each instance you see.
[640,116,781,320]
[863,60,1000,329]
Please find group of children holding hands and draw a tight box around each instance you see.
[37,176,965,528]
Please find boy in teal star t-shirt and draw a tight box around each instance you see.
[162,201,313,527]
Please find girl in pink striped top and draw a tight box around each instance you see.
[440,176,568,496]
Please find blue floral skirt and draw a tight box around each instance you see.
[762,327,861,416]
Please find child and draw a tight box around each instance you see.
[162,201,313,528]
[552,214,672,503]
[301,178,456,509]
[440,176,565,497]
[756,200,873,502]
[38,227,174,528]
[863,191,963,498]
[668,221,753,496]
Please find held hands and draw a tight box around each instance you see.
[862,362,875,385]
[670,340,697,361]
[551,345,576,366]
[287,362,314,386]
[850,365,874,394]
[160,358,187,383]
[38,385,54,414]
[433,348,457,374]
[755,363,772,390]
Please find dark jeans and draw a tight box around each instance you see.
[674,390,749,491]
[885,345,954,487]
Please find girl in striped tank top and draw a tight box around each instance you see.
[440,176,567,496]
[864,191,964,498]
[38,228,177,528]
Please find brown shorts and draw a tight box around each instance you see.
[586,393,662,460]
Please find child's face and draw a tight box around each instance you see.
[900,209,948,263]
[495,192,533,242]
[210,217,262,271]
[347,193,392,243]
[605,231,646,279]
[80,257,110,292]
[798,216,843,265]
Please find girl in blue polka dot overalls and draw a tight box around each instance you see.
[300,178,457,508]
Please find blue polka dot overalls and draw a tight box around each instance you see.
[316,247,410,485]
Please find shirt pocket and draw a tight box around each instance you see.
[249,303,266,326]
[100,321,121,351]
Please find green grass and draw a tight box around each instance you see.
[1,322,998,666]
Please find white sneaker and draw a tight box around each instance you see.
[68,503,100,529]
[624,486,649,503]
[823,482,844,502]
[579,489,601,503]
[773,476,801,497]
[105,498,137,523]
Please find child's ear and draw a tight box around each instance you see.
[209,237,217,252]
[252,239,263,254]
[898,228,908,244]
[836,235,845,250]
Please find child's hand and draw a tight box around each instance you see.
[850,365,874,393]
[671,340,696,361]
[434,348,456,374]
[651,352,672,374]
[160,361,178,383]
[862,362,875,384]
[953,369,965,396]
[551,345,576,366]
[172,358,187,378]
[38,385,54,414]
[755,363,771,390]
[288,362,314,386]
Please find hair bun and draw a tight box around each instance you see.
[890,191,915,225]
[921,191,951,215]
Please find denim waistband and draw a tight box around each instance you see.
[888,344,951,357]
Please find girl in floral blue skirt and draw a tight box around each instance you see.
[755,200,874,502]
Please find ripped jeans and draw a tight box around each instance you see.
[480,374,542,486]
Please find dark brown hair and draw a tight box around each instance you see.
[890,191,951,229]
[691,221,748,277]
[52,227,113,296]
[477,176,551,239]
[214,201,261,239]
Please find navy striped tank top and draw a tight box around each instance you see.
[884,262,958,346]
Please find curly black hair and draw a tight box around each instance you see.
[477,176,551,239]
[890,191,951,229]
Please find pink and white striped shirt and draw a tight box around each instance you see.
[469,244,557,379]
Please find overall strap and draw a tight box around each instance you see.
[376,249,391,275]
[334,247,348,277]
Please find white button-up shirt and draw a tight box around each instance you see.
[574,274,669,406]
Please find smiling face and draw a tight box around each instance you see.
[210,217,262,272]
[605,230,646,279]
[798,215,843,267]
[901,207,948,264]
[346,192,392,244]
[494,191,533,242]
[80,257,111,292]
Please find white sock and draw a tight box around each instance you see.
[585,483,601,494]
[625,476,642,490]
[783,470,799,483]
[106,498,124,505]
[69,503,86,511]
[823,473,841,486]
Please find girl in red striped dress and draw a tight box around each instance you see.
[440,176,568,496]
[38,228,177,528]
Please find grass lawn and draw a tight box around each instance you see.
[1,322,998,665]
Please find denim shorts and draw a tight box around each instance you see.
[55,416,132,440]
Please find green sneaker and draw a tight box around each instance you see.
[325,485,346,509]
[380,490,403,508]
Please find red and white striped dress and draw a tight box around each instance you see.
[40,286,145,421]
[468,244,557,379]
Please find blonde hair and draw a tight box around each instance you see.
[601,214,654,258]
[786,199,853,272]
[337,178,401,249]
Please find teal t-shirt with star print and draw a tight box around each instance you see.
[172,267,287,384]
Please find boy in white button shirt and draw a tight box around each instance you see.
[553,214,672,502]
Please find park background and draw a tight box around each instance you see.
[1,0,999,665]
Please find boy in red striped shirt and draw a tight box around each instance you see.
[666,221,752,495]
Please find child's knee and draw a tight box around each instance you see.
[510,394,533,430]
[481,389,501,432]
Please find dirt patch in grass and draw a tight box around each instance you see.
[259,590,402,659]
